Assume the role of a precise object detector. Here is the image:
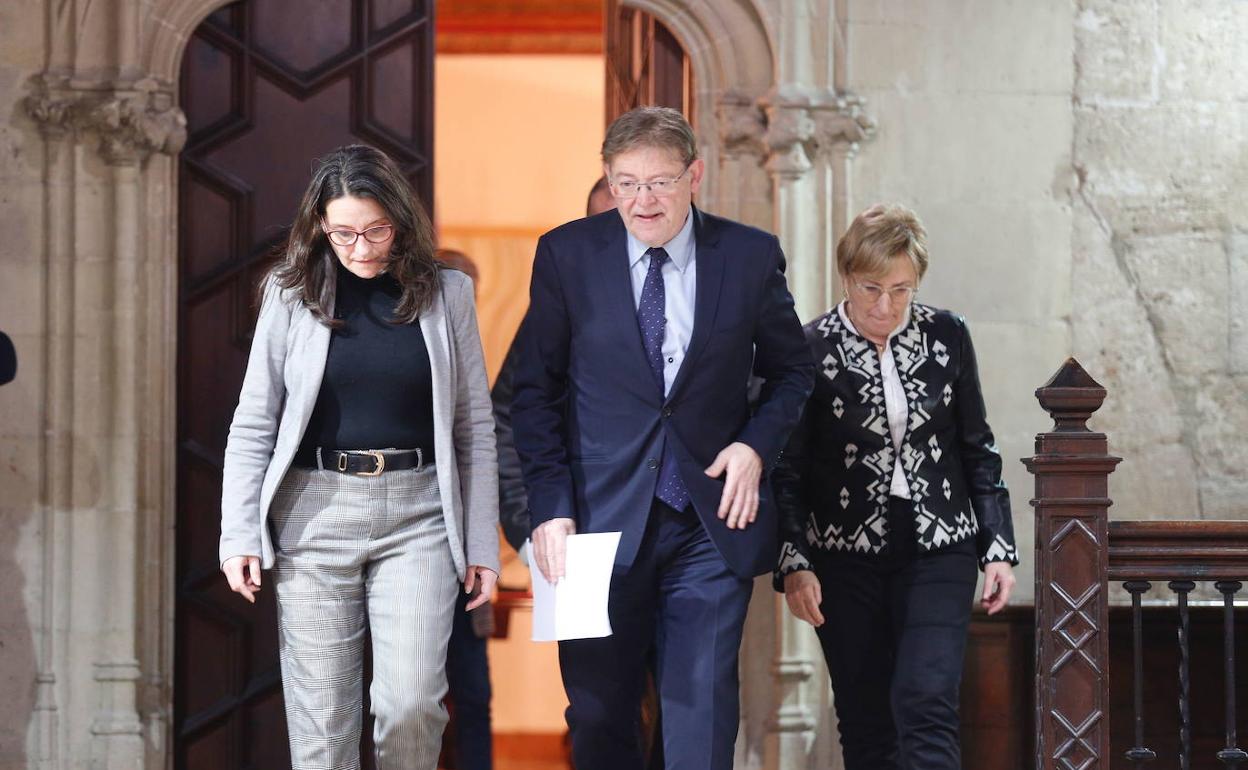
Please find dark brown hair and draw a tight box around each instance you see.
[268,144,438,326]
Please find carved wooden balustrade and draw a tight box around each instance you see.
[1026,359,1248,770]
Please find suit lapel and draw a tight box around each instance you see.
[667,207,724,401]
[420,280,453,470]
[421,276,468,567]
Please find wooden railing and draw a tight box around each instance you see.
[1026,359,1248,770]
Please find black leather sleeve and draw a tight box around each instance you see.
[952,318,1019,568]
[491,341,531,553]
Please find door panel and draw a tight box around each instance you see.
[604,0,692,125]
[175,3,434,768]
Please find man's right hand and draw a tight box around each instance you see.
[222,555,262,603]
[531,518,577,584]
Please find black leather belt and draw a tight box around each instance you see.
[293,447,431,476]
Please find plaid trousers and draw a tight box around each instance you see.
[269,464,459,770]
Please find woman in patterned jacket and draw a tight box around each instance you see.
[774,203,1018,770]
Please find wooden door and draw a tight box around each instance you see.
[175,2,433,767]
[604,0,693,125]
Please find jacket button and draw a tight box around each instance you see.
[662,407,673,418]
[647,457,659,470]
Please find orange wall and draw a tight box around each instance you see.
[434,52,603,734]
[435,54,605,383]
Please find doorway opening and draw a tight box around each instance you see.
[435,4,692,767]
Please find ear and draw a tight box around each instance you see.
[687,158,706,196]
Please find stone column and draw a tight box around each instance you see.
[809,93,876,304]
[755,92,823,770]
[23,70,185,770]
[714,92,770,228]
[752,3,876,769]
[761,91,819,319]
[24,80,74,770]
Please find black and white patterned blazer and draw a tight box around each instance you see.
[773,302,1019,585]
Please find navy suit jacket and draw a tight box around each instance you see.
[511,207,815,578]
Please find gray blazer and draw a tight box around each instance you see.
[219,268,500,578]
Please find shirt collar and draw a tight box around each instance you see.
[626,207,695,272]
[837,300,912,343]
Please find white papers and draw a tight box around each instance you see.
[528,532,621,642]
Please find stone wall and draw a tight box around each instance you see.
[0,1,48,766]
[1071,0,1248,522]
[843,0,1248,597]
[847,0,1077,603]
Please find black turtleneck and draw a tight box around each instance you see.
[297,262,435,456]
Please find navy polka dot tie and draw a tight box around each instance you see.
[638,247,690,512]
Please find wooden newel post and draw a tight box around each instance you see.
[1022,358,1122,770]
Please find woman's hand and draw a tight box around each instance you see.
[222,555,262,603]
[982,561,1016,615]
[464,565,498,611]
[783,571,825,627]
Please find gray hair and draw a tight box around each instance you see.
[601,106,697,167]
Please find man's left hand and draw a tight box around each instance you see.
[705,442,762,530]
[464,565,498,611]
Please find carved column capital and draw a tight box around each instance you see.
[759,96,816,180]
[715,93,767,161]
[24,76,75,140]
[810,92,877,161]
[25,74,187,164]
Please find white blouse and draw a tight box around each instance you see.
[837,302,912,500]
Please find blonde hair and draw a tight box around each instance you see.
[836,203,929,281]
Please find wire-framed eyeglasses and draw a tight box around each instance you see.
[850,280,917,305]
[608,164,692,198]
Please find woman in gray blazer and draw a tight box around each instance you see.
[219,144,499,770]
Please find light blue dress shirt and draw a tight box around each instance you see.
[626,209,696,397]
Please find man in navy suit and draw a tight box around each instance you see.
[511,106,814,770]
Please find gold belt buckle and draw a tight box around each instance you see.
[358,450,386,477]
